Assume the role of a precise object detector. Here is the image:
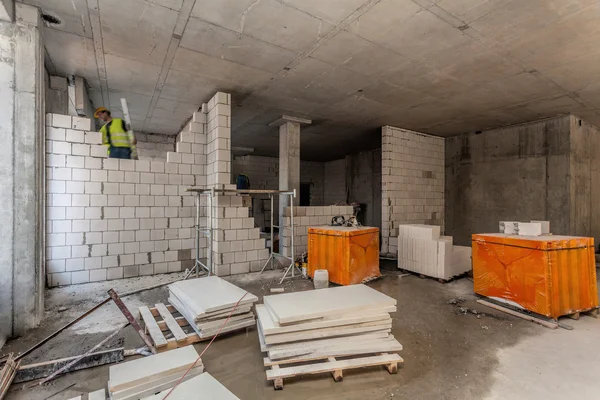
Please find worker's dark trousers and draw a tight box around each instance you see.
[109,147,132,159]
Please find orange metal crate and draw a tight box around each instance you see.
[307,226,380,286]
[472,233,598,319]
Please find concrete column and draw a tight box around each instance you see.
[278,121,301,229]
[0,9,15,348]
[12,3,44,337]
[270,115,311,237]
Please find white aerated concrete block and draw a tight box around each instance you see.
[530,220,550,234]
[517,222,543,236]
[499,221,518,234]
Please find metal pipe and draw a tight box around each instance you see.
[208,188,214,276]
[195,193,200,278]
[270,194,274,270]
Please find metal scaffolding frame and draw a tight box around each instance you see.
[187,187,298,283]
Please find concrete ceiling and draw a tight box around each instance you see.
[30,0,600,161]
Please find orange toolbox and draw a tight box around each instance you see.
[307,226,380,286]
[472,233,598,319]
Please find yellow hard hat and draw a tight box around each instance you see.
[94,107,109,118]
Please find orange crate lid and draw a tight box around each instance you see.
[472,233,593,250]
[308,226,379,237]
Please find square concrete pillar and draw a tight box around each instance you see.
[0,2,45,341]
[270,115,311,235]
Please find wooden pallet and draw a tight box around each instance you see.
[477,299,600,329]
[265,352,403,390]
[138,303,209,352]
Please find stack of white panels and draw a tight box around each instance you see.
[397,224,471,280]
[141,372,239,400]
[108,347,202,400]
[169,276,258,338]
[257,285,403,385]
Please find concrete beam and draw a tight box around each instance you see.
[269,115,312,127]
[0,0,14,22]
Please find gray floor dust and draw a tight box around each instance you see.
[3,265,600,400]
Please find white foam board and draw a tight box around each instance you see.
[263,319,392,345]
[108,346,200,393]
[256,304,394,336]
[168,276,258,318]
[263,284,396,325]
[111,366,203,400]
[141,372,239,400]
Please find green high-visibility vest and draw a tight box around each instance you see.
[100,118,130,149]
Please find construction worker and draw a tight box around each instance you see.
[94,107,136,159]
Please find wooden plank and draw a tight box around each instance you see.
[155,303,187,342]
[264,339,403,365]
[148,304,177,317]
[382,353,399,374]
[108,346,200,393]
[264,320,392,345]
[476,300,558,329]
[14,348,124,383]
[0,353,20,400]
[139,306,168,347]
[266,353,403,381]
[328,357,343,382]
[271,366,283,390]
[256,304,393,335]
[156,316,189,331]
[263,284,396,325]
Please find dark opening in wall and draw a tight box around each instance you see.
[41,13,61,26]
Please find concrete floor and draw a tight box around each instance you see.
[3,266,600,400]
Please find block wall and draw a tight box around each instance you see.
[381,126,444,256]
[136,132,176,161]
[281,205,354,257]
[231,155,327,230]
[44,113,209,287]
[44,92,262,286]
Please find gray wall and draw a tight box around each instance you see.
[445,115,572,246]
[346,149,382,229]
[569,116,600,242]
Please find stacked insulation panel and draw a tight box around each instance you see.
[397,224,471,280]
[256,284,403,386]
[169,276,258,338]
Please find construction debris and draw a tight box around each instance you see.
[168,276,258,338]
[0,353,20,399]
[15,347,124,383]
[108,346,203,399]
[257,284,403,389]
